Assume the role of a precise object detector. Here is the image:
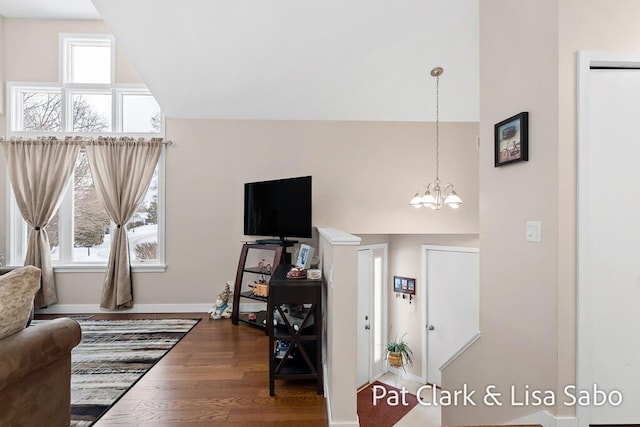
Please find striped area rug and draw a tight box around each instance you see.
[34,318,199,426]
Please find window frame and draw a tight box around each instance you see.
[60,33,116,86]
[5,33,166,272]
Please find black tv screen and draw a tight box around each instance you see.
[244,176,312,240]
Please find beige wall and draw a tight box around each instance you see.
[443,1,560,424]
[0,16,4,116]
[0,18,479,307]
[0,16,4,264]
[444,1,640,424]
[3,19,142,84]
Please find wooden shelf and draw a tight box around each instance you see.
[243,267,273,275]
[239,290,268,303]
[231,243,284,332]
[237,310,268,329]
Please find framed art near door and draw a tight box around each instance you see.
[393,276,415,296]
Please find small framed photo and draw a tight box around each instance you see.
[295,244,314,269]
[495,112,528,167]
[393,276,416,295]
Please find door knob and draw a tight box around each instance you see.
[365,324,370,330]
[428,325,435,331]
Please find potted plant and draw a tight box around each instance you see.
[386,333,413,370]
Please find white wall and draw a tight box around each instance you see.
[319,228,360,426]
[578,66,640,424]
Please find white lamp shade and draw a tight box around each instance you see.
[410,194,423,207]
[420,193,437,207]
[444,191,463,208]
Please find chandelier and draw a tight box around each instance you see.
[409,67,463,210]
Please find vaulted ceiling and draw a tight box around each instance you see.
[1,0,479,122]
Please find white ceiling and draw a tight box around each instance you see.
[1,0,479,122]
[0,0,99,19]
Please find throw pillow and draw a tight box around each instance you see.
[0,266,41,340]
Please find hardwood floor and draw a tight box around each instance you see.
[39,313,328,426]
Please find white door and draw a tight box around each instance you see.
[578,56,640,425]
[357,245,388,388]
[357,249,372,387]
[423,246,479,386]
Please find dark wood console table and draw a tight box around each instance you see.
[267,264,323,396]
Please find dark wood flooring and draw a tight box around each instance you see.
[38,312,328,426]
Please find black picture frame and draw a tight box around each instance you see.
[494,112,528,167]
[393,276,416,295]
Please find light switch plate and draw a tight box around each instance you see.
[527,221,542,242]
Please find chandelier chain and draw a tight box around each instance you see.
[408,66,463,210]
[435,72,440,183]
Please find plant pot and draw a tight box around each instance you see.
[388,351,403,368]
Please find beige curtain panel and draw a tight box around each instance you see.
[2,137,81,308]
[86,137,163,310]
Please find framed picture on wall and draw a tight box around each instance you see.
[494,112,529,167]
[393,276,416,295]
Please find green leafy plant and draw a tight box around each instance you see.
[386,333,413,370]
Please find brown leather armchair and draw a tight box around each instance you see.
[0,317,81,427]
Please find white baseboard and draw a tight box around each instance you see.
[385,367,422,385]
[36,303,212,314]
[238,302,264,312]
[510,410,577,427]
[328,421,359,427]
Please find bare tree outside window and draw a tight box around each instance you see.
[22,92,109,133]
[27,93,111,255]
[72,96,109,132]
[23,92,62,131]
[150,112,161,133]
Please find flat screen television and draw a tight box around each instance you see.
[244,176,312,242]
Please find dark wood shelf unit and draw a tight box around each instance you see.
[236,310,268,329]
[268,264,323,396]
[238,290,268,303]
[231,243,284,332]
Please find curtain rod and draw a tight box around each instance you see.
[0,137,174,145]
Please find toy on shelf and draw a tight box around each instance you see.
[209,283,232,320]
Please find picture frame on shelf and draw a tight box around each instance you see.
[494,112,528,167]
[295,244,314,269]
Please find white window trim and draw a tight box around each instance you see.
[7,82,164,136]
[59,33,116,85]
[5,33,166,271]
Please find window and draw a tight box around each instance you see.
[62,36,113,84]
[6,34,165,270]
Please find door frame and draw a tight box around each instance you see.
[421,245,480,385]
[576,50,640,426]
[358,243,388,384]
